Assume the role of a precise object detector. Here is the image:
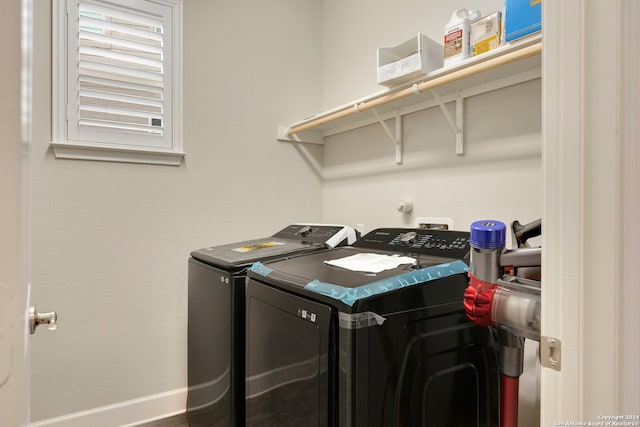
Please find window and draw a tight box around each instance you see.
[52,0,184,166]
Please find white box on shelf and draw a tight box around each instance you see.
[377,33,443,87]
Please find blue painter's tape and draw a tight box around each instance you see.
[250,262,274,277]
[304,260,469,307]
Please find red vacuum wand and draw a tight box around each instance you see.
[465,219,541,427]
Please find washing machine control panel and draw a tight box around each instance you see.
[353,228,470,258]
[273,224,357,247]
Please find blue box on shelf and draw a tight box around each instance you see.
[504,0,542,42]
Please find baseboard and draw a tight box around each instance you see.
[29,387,187,427]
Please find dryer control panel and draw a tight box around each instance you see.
[353,228,470,259]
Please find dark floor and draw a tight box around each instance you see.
[137,413,188,427]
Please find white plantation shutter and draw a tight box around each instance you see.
[68,0,171,147]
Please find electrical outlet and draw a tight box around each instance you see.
[414,217,454,230]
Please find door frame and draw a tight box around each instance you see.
[541,0,640,422]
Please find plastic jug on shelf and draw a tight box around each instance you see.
[444,8,482,66]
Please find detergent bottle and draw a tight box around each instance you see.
[444,8,482,67]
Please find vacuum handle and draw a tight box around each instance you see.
[512,219,541,247]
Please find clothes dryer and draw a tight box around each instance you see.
[188,224,357,427]
[245,228,500,427]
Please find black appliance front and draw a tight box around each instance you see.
[245,228,500,427]
[188,259,238,427]
[188,224,356,427]
[245,282,335,426]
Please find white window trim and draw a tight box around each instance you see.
[51,0,185,166]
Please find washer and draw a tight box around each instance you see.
[188,224,357,427]
[245,227,500,427]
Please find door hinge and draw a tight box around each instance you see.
[540,336,561,371]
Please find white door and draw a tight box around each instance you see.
[0,0,31,425]
[0,1,57,425]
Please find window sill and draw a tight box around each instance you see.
[50,141,185,166]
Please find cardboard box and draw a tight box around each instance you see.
[377,33,443,87]
[504,0,542,42]
[471,12,502,57]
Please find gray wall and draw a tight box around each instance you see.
[29,0,324,421]
[320,0,542,233]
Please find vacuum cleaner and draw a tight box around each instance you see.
[464,218,542,427]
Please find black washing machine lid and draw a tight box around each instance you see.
[190,237,327,271]
[189,223,357,271]
[248,246,469,314]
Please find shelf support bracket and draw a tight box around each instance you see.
[430,90,464,155]
[277,126,324,144]
[371,108,402,164]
